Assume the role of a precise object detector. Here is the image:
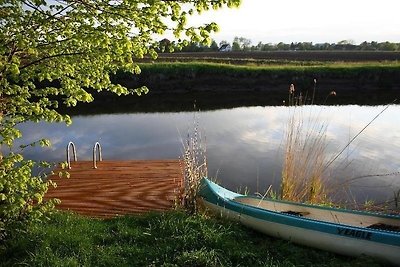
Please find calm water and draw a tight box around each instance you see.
[17,105,400,204]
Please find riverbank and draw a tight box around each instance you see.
[65,61,400,114]
[121,62,400,96]
[1,210,384,266]
[133,62,400,103]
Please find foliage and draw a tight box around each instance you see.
[217,39,400,52]
[180,39,220,52]
[0,149,60,241]
[0,211,385,267]
[0,0,240,241]
[232,36,252,51]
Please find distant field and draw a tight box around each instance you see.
[156,51,400,64]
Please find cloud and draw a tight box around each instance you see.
[17,105,400,202]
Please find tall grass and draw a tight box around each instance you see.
[280,82,396,208]
[281,82,333,204]
[281,107,330,204]
[181,115,208,214]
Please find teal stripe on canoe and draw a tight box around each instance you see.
[199,178,400,247]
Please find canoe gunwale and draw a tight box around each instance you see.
[234,196,400,236]
[234,195,400,220]
[199,178,400,246]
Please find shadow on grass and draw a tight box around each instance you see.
[1,210,385,267]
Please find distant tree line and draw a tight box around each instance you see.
[160,37,400,52]
[249,40,400,52]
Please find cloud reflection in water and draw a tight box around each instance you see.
[16,105,400,203]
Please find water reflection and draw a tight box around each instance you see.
[17,105,400,204]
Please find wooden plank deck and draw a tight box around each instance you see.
[45,160,184,218]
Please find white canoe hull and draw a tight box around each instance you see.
[203,201,400,263]
[199,178,400,265]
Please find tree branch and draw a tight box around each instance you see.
[20,52,85,70]
[22,0,66,24]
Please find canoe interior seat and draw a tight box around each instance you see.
[367,223,400,232]
[281,211,310,217]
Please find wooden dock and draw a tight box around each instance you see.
[45,160,184,218]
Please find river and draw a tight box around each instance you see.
[17,105,400,206]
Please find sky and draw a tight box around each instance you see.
[188,0,400,45]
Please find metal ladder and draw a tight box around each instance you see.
[66,141,77,169]
[66,141,103,169]
[92,141,102,169]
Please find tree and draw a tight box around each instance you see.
[261,43,276,51]
[232,38,241,51]
[276,42,290,50]
[337,39,355,45]
[297,42,313,51]
[180,39,219,52]
[210,40,219,51]
[0,0,241,240]
[232,36,251,51]
[378,41,398,51]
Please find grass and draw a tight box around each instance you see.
[180,115,208,214]
[278,75,398,210]
[5,60,396,266]
[110,60,400,107]
[281,106,329,204]
[156,51,400,64]
[114,61,400,85]
[137,61,400,73]
[0,210,385,267]
[279,84,396,209]
[280,82,337,204]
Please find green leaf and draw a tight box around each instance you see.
[0,0,239,240]
[39,139,51,147]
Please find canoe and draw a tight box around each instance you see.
[198,178,400,265]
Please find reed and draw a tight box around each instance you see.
[281,108,329,203]
[281,82,332,204]
[180,116,208,214]
[280,82,396,208]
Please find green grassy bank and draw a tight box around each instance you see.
[156,51,400,64]
[131,62,400,85]
[64,61,400,115]
[109,61,400,107]
[1,211,384,267]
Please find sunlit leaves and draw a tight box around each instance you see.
[0,127,22,146]
[0,150,58,239]
[133,86,149,96]
[0,0,240,241]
